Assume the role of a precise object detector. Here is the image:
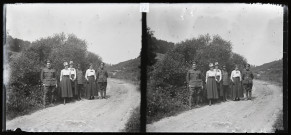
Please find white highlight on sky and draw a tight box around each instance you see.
[6,4,141,64]
[148,3,283,66]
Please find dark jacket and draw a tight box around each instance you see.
[186,69,203,87]
[40,67,57,86]
[96,68,108,82]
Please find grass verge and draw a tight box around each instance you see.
[122,105,140,132]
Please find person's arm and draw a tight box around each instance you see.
[105,70,108,78]
[219,70,222,82]
[85,70,88,81]
[205,71,208,83]
[186,71,189,84]
[60,70,63,82]
[96,70,99,80]
[69,71,72,80]
[239,71,242,81]
[251,71,254,80]
[230,71,234,82]
[40,69,44,84]
[73,69,77,80]
[94,70,97,80]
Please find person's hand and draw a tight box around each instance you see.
[201,85,204,89]
[56,84,58,87]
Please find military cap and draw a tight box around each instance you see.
[223,65,226,68]
[246,64,250,67]
[69,61,74,65]
[101,62,105,65]
[192,61,197,65]
[89,63,93,66]
[209,63,214,67]
[64,62,68,66]
[46,60,51,64]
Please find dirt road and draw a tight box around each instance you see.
[6,78,140,132]
[147,80,283,133]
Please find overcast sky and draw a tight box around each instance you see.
[148,3,283,66]
[6,4,141,65]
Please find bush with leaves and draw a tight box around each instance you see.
[147,34,247,123]
[6,33,102,120]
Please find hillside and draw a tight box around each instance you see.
[107,57,140,82]
[252,59,283,84]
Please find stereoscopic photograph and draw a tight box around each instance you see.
[4,3,141,132]
[146,3,284,133]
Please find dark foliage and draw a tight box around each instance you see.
[6,33,102,120]
[147,33,247,124]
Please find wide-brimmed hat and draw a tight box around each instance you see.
[69,61,74,65]
[214,62,219,66]
[223,65,226,68]
[209,63,214,67]
[64,62,68,66]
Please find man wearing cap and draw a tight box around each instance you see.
[68,61,77,100]
[40,60,57,107]
[96,62,109,99]
[242,64,254,100]
[186,62,203,108]
[214,62,222,101]
[221,65,230,101]
[76,64,84,100]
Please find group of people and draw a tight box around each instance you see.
[186,62,254,107]
[40,60,108,107]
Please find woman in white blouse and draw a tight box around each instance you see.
[205,63,219,106]
[85,63,97,100]
[230,64,243,101]
[60,62,73,104]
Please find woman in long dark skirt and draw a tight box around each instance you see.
[230,65,243,101]
[60,62,73,104]
[85,63,97,100]
[206,63,219,106]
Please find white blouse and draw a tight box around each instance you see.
[206,70,216,83]
[214,69,222,81]
[68,67,77,80]
[85,69,96,80]
[231,70,242,82]
[60,69,71,81]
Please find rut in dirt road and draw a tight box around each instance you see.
[147,80,283,133]
[6,78,140,132]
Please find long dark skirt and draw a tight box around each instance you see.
[61,76,73,98]
[206,77,219,99]
[232,77,243,99]
[85,76,97,98]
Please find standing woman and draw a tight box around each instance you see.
[85,63,97,100]
[68,61,77,100]
[60,62,73,104]
[206,63,219,106]
[230,64,242,101]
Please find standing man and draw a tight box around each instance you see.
[97,62,109,99]
[186,62,203,108]
[214,62,222,101]
[242,64,254,100]
[221,65,230,101]
[40,60,57,107]
[76,64,84,100]
[68,61,77,100]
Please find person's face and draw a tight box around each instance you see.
[246,65,250,70]
[101,64,104,69]
[235,66,238,70]
[210,66,214,70]
[65,65,68,69]
[70,64,73,68]
[215,65,218,69]
[47,63,51,68]
[89,65,93,69]
[192,64,196,69]
[223,67,226,71]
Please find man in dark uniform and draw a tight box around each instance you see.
[97,62,109,99]
[40,60,57,107]
[76,64,84,100]
[221,65,230,101]
[186,62,203,108]
[242,64,254,100]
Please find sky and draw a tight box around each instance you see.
[5,4,141,65]
[148,3,283,66]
